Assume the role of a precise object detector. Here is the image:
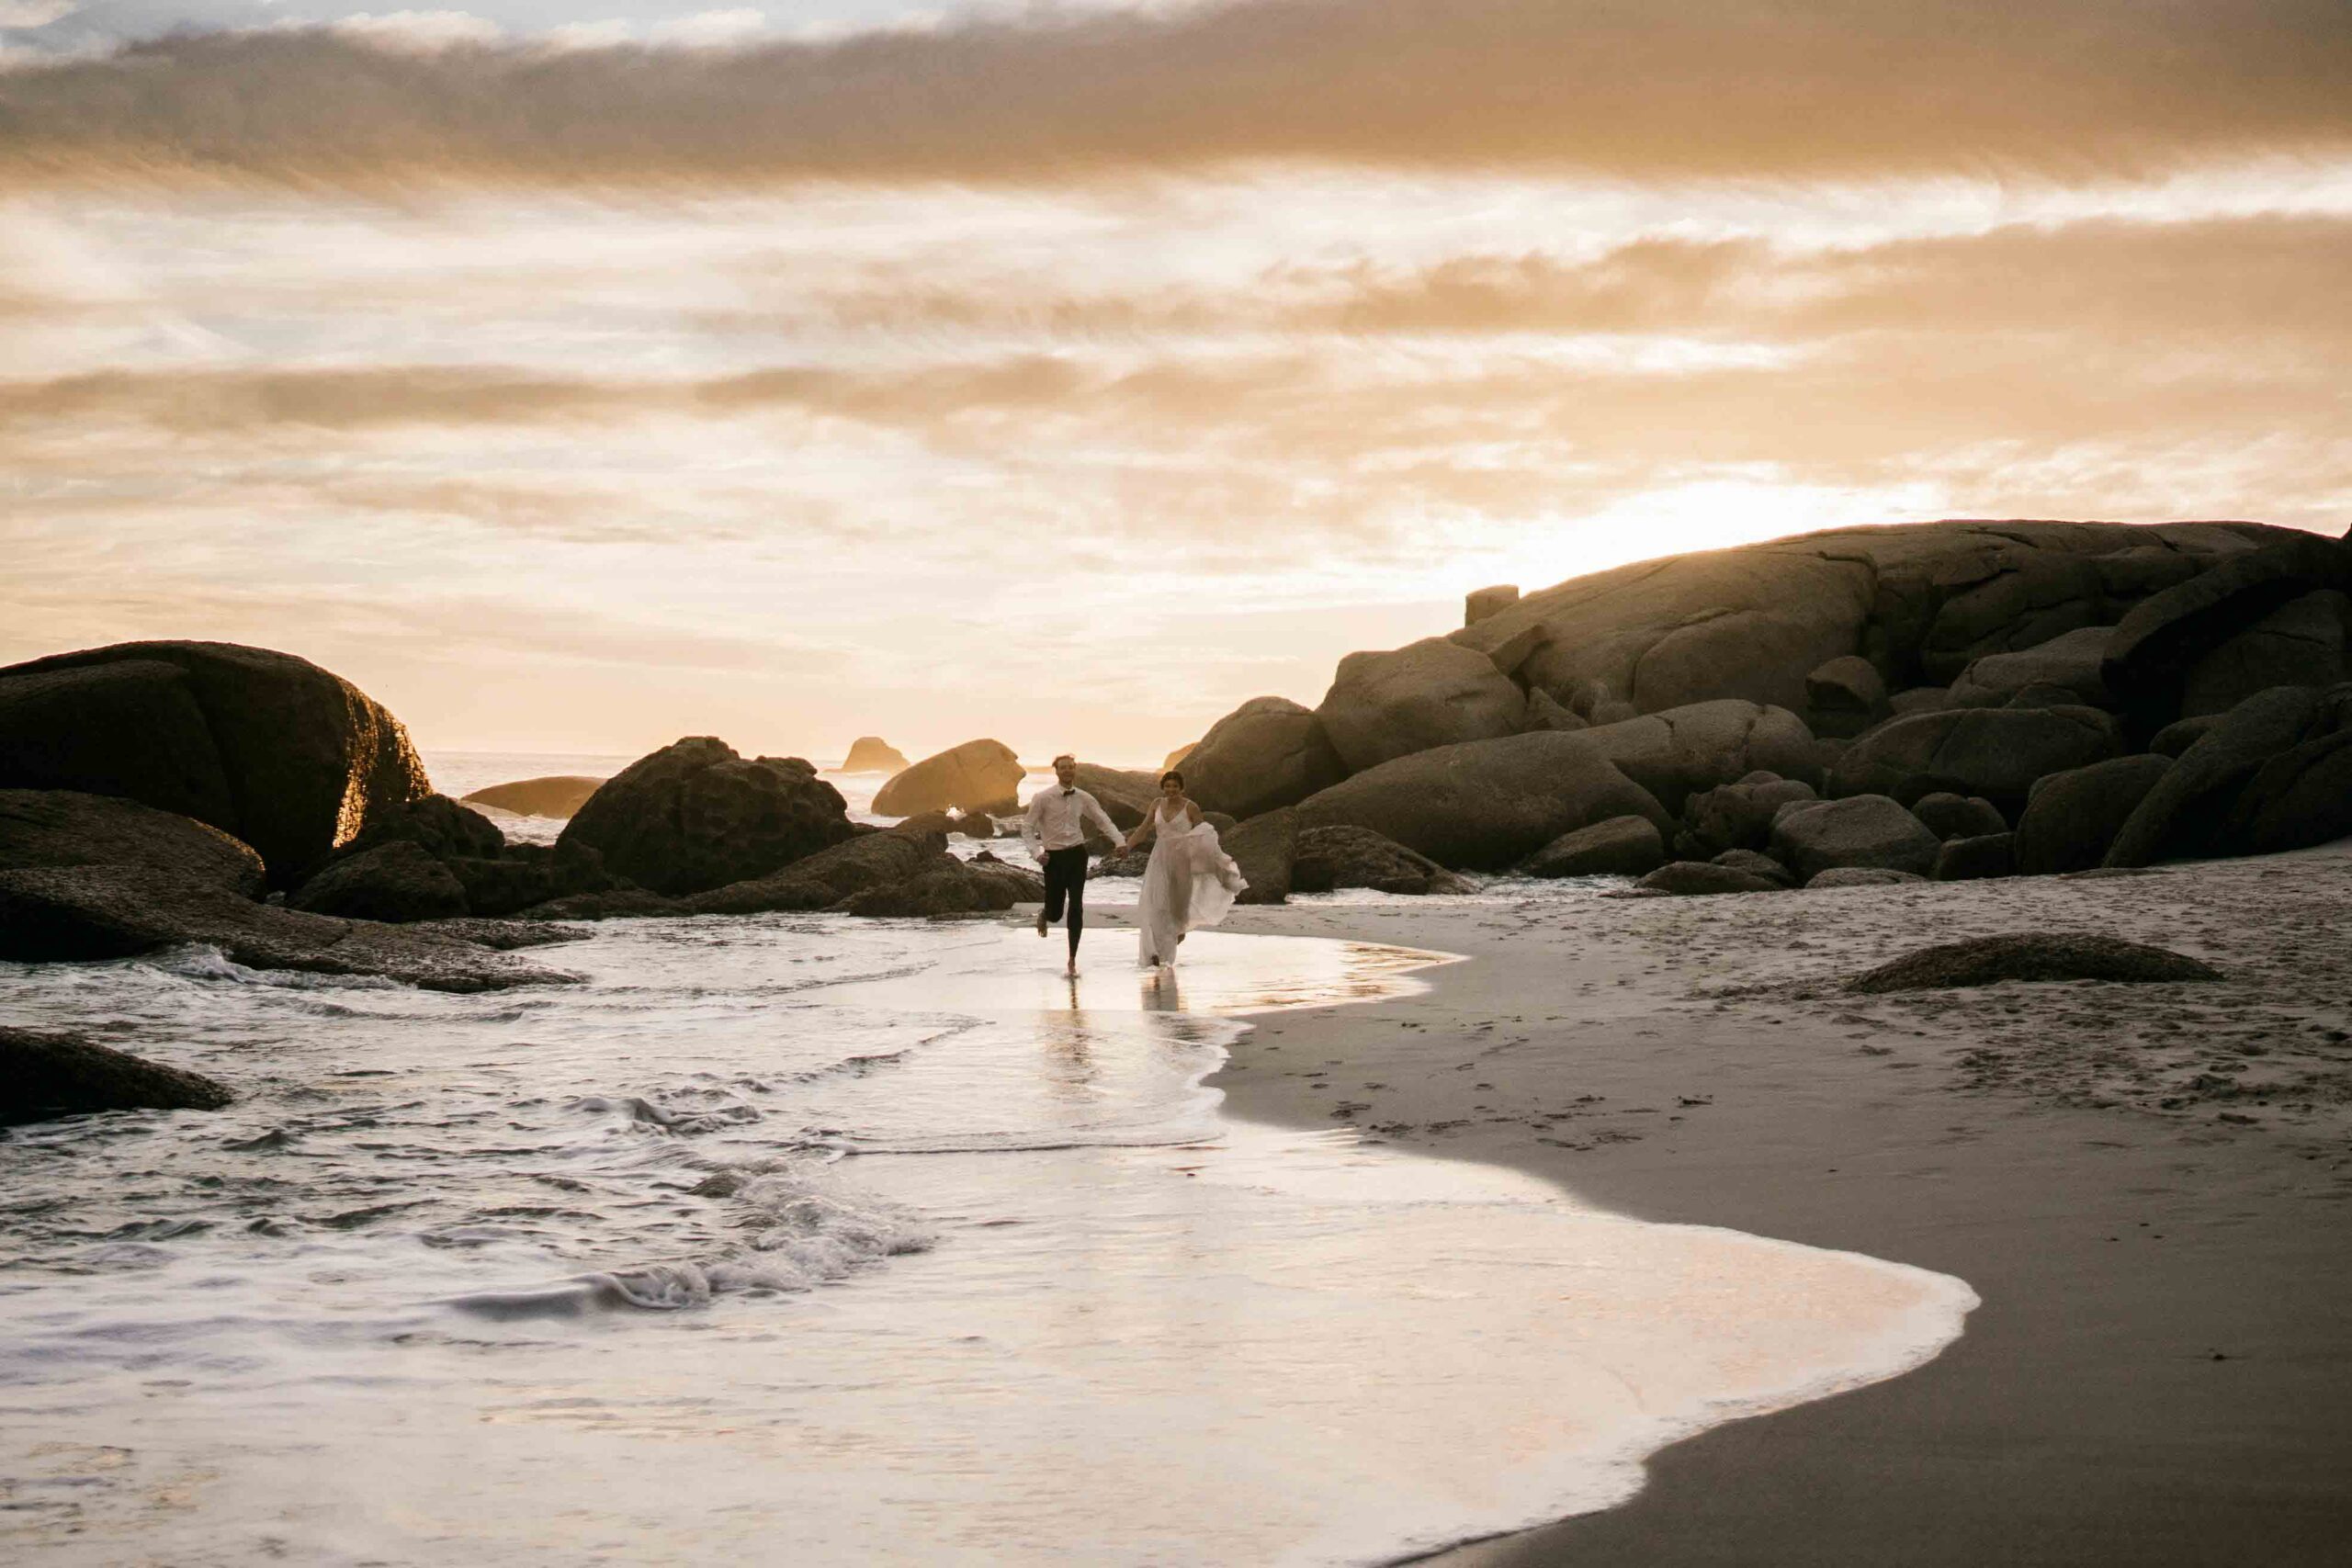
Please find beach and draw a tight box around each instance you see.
[1205,849,2352,1564]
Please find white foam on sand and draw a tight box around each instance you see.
[0,922,1973,1566]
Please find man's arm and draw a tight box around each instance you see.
[1021,793,1048,863]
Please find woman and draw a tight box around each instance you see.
[1120,771,1248,971]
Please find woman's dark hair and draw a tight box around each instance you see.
[1160,770,1185,788]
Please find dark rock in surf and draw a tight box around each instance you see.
[1769,795,1941,881]
[840,737,910,774]
[1521,815,1667,879]
[870,739,1024,817]
[288,840,470,923]
[0,788,266,898]
[559,738,852,897]
[1635,861,1783,896]
[1291,826,1475,896]
[1,1026,233,1126]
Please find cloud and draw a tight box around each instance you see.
[0,0,78,28]
[328,12,504,51]
[1,0,2347,189]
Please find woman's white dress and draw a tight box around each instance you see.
[1135,800,1249,968]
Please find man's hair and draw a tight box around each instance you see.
[1053,752,1076,767]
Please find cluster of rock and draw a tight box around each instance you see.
[0,644,1057,1005]
[1156,520,2352,897]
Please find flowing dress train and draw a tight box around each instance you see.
[1135,801,1248,968]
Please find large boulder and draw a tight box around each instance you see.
[1316,636,1529,775]
[1909,792,2007,840]
[2,1026,233,1126]
[2015,755,2174,874]
[1846,933,2221,993]
[1711,848,1797,887]
[460,775,605,819]
[341,794,505,861]
[1295,731,1670,870]
[840,737,910,773]
[1069,764,1163,831]
[1804,656,1890,739]
[1947,625,2115,709]
[1807,866,1928,889]
[559,738,852,897]
[833,853,1039,918]
[2150,715,2224,758]
[2106,683,2352,865]
[1769,795,1941,881]
[1675,773,1819,858]
[1577,701,1821,815]
[0,640,430,886]
[1181,698,1341,819]
[288,840,470,922]
[681,823,946,915]
[870,739,1024,817]
[1465,584,1521,625]
[0,788,265,897]
[2102,535,2352,738]
[441,841,613,918]
[1225,807,1299,905]
[2177,590,2352,718]
[1291,826,1476,896]
[1450,521,2287,719]
[0,864,571,990]
[1163,742,1198,771]
[1635,861,1782,896]
[1828,705,2123,814]
[1521,689,1588,733]
[1521,816,1667,878]
[1934,832,2017,882]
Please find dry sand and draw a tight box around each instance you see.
[1205,845,2352,1566]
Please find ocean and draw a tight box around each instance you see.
[0,753,1977,1563]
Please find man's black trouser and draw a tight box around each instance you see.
[1042,845,1090,953]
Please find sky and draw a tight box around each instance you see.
[3,2,2349,766]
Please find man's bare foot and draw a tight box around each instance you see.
[1035,908,1048,937]
[1064,961,1078,977]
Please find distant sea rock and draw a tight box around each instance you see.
[0,788,266,898]
[560,738,853,897]
[2,1026,233,1126]
[0,639,429,886]
[461,775,606,819]
[840,737,910,774]
[871,739,1024,818]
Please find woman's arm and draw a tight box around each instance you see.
[1185,801,1204,828]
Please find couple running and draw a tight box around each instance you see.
[1021,754,1248,976]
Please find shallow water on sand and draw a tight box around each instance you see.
[0,919,1973,1565]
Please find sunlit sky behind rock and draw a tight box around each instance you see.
[4,1,2348,763]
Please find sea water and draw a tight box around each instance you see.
[0,908,1974,1566]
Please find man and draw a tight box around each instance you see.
[1022,753,1123,976]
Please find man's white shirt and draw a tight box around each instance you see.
[1023,785,1122,860]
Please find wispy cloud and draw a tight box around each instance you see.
[3,1,2348,190]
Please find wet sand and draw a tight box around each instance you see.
[1204,847,2352,1565]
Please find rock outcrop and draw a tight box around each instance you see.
[559,738,852,896]
[1451,521,2287,722]
[0,864,572,990]
[2015,755,2174,874]
[1947,625,2114,709]
[2101,534,2352,739]
[2,1026,234,1126]
[1674,773,1819,858]
[2177,590,2351,718]
[2106,682,2352,866]
[1846,932,2222,993]
[1521,816,1667,878]
[1804,656,1889,739]
[288,840,470,922]
[870,739,1025,817]
[0,640,429,886]
[1578,701,1821,815]
[1908,792,2007,840]
[1316,636,1529,775]
[840,737,911,773]
[1182,698,1342,820]
[1465,584,1520,625]
[1934,832,2017,881]
[1224,807,1299,905]
[0,788,266,897]
[1290,826,1476,896]
[1769,795,1941,881]
[460,775,605,818]
[1807,866,1928,889]
[1295,731,1670,870]
[1829,705,2122,814]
